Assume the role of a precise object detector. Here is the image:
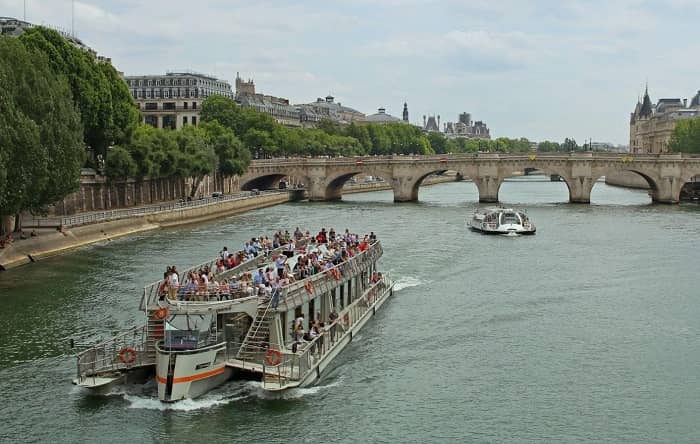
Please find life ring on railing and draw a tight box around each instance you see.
[265,348,282,366]
[151,307,168,320]
[117,347,137,364]
[343,313,350,328]
[304,281,313,294]
[331,268,341,280]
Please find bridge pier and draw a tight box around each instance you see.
[651,176,683,204]
[392,177,418,202]
[307,177,328,201]
[474,177,501,203]
[567,176,595,204]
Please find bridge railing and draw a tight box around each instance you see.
[248,152,700,165]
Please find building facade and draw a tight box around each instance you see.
[630,87,700,154]
[125,72,233,129]
[299,95,365,124]
[235,73,318,127]
[443,112,490,139]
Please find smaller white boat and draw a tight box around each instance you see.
[470,208,536,235]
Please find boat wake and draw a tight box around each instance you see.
[120,383,248,411]
[393,276,424,292]
[248,377,345,400]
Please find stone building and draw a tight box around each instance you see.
[363,107,406,124]
[235,73,319,127]
[629,87,700,154]
[125,71,233,129]
[443,112,491,139]
[299,95,365,125]
[423,115,440,132]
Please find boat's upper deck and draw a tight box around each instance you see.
[141,230,383,314]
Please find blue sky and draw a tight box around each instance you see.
[3,0,700,144]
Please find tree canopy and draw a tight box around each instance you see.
[19,27,139,161]
[0,36,84,227]
[668,117,700,153]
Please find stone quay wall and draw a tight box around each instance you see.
[53,171,243,216]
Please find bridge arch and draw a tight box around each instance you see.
[679,170,700,202]
[241,173,288,191]
[392,169,452,202]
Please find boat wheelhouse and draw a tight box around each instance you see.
[470,208,536,235]
[73,230,393,401]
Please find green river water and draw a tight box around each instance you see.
[1,178,699,443]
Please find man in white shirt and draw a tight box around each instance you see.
[168,267,179,300]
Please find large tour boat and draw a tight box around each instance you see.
[470,208,536,235]
[73,229,394,401]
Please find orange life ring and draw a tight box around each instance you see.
[332,268,341,280]
[343,313,350,328]
[304,281,313,294]
[265,348,282,366]
[152,307,168,320]
[117,347,137,364]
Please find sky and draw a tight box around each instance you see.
[3,0,700,145]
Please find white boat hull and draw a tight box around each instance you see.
[156,343,232,402]
[264,283,394,391]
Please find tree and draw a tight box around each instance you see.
[201,121,251,176]
[669,117,700,153]
[427,132,449,154]
[20,27,139,162]
[537,141,560,152]
[105,146,137,181]
[0,36,83,232]
[172,126,217,197]
[200,95,242,132]
[243,128,277,158]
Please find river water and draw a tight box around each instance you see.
[1,178,699,443]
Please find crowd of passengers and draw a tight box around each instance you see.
[158,227,378,303]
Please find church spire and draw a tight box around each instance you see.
[402,102,409,122]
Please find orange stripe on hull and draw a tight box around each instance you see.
[156,366,225,385]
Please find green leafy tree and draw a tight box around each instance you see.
[427,132,448,154]
[537,141,560,152]
[105,146,137,181]
[669,117,700,153]
[243,128,277,158]
[20,27,139,161]
[172,126,217,197]
[0,36,83,232]
[201,121,251,176]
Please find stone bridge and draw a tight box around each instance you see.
[239,153,700,204]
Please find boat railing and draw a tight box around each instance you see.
[75,325,151,382]
[140,237,312,310]
[261,274,393,390]
[278,241,383,309]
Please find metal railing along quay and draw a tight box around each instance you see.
[25,190,286,229]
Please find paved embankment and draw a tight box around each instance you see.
[0,192,291,270]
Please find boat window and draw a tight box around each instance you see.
[164,313,213,349]
[501,212,520,224]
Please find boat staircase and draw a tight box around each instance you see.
[235,300,275,362]
[144,316,164,364]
